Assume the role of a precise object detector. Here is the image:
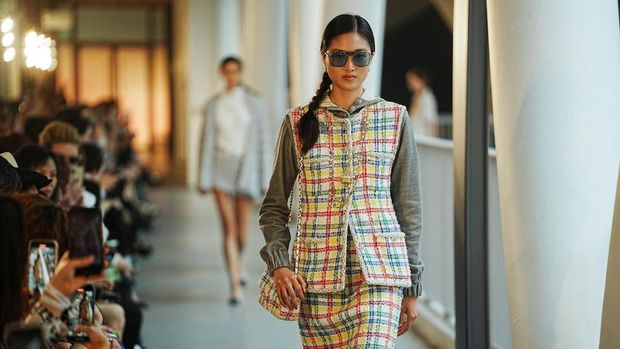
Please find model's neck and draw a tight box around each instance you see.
[225,84,239,92]
[329,88,364,111]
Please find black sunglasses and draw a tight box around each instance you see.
[58,155,83,165]
[323,50,373,67]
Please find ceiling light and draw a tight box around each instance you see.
[1,18,13,33]
[3,47,16,62]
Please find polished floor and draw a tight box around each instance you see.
[136,187,430,348]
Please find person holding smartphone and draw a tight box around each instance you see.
[14,145,60,200]
[0,196,118,349]
[259,14,424,348]
[38,121,90,208]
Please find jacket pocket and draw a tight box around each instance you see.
[293,235,346,293]
[356,232,412,287]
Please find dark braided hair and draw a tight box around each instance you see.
[297,14,376,154]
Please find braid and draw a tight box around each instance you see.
[298,72,332,154]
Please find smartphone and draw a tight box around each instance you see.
[68,207,104,276]
[70,163,84,185]
[27,239,58,298]
[62,288,94,343]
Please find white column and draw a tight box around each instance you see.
[216,0,242,59]
[487,1,620,348]
[323,0,386,97]
[289,0,324,107]
[173,0,220,187]
[241,0,288,136]
[175,0,246,186]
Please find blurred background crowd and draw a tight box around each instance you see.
[1,90,158,348]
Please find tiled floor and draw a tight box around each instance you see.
[137,187,430,349]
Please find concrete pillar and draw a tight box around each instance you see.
[241,0,288,136]
[487,1,620,348]
[322,0,386,97]
[289,0,324,107]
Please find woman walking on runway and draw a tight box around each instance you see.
[259,14,424,348]
[199,56,271,304]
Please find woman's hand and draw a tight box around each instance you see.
[73,326,120,349]
[50,253,105,298]
[66,178,84,206]
[398,296,419,336]
[94,305,104,326]
[100,173,119,192]
[273,267,306,309]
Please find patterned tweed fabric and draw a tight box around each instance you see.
[298,235,403,348]
[289,102,412,293]
[212,150,243,195]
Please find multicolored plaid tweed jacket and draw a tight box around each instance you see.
[289,101,412,293]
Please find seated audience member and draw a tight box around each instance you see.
[23,116,53,144]
[39,121,96,208]
[0,195,119,349]
[0,133,30,154]
[0,196,28,334]
[13,193,69,258]
[39,121,81,161]
[0,152,51,195]
[0,153,23,193]
[15,145,59,200]
[13,192,127,340]
[0,100,19,137]
[82,143,112,208]
[57,107,94,143]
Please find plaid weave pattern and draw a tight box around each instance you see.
[298,236,403,348]
[289,102,412,293]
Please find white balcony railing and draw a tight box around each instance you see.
[415,135,512,349]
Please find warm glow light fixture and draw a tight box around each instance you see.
[2,32,14,47]
[23,30,57,71]
[24,31,57,71]
[1,17,13,33]
[3,47,15,62]
[1,17,16,62]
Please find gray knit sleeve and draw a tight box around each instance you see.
[391,109,424,297]
[259,114,299,274]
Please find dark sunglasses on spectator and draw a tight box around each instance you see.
[323,50,373,67]
[59,155,82,165]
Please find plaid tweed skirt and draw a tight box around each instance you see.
[298,235,404,348]
[212,149,245,195]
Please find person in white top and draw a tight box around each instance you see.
[214,85,252,156]
[406,67,439,137]
[198,57,272,305]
